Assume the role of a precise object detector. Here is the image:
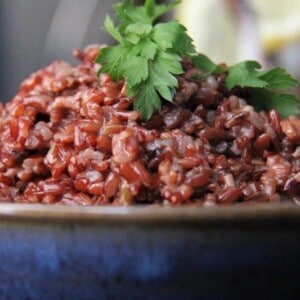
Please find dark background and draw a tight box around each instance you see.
[0,0,167,103]
[0,0,116,103]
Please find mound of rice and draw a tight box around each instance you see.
[0,45,299,205]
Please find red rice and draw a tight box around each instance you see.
[0,44,299,205]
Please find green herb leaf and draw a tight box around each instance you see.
[114,0,151,25]
[103,15,123,44]
[123,56,149,87]
[192,53,224,75]
[133,78,162,119]
[250,88,300,119]
[125,23,152,36]
[145,0,180,23]
[96,45,129,80]
[148,51,180,103]
[226,61,268,90]
[96,0,191,119]
[132,39,158,59]
[258,67,299,91]
[152,21,195,55]
[224,61,300,117]
[158,52,183,75]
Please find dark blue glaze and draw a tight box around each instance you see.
[0,219,299,300]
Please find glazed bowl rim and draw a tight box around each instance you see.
[0,202,299,225]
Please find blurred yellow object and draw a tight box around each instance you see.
[175,0,300,62]
[175,0,238,64]
[251,0,300,53]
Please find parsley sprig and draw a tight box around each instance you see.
[96,0,195,119]
[194,56,300,118]
[96,0,300,119]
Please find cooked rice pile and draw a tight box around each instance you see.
[0,45,299,205]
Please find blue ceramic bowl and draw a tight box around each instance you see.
[0,203,299,299]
